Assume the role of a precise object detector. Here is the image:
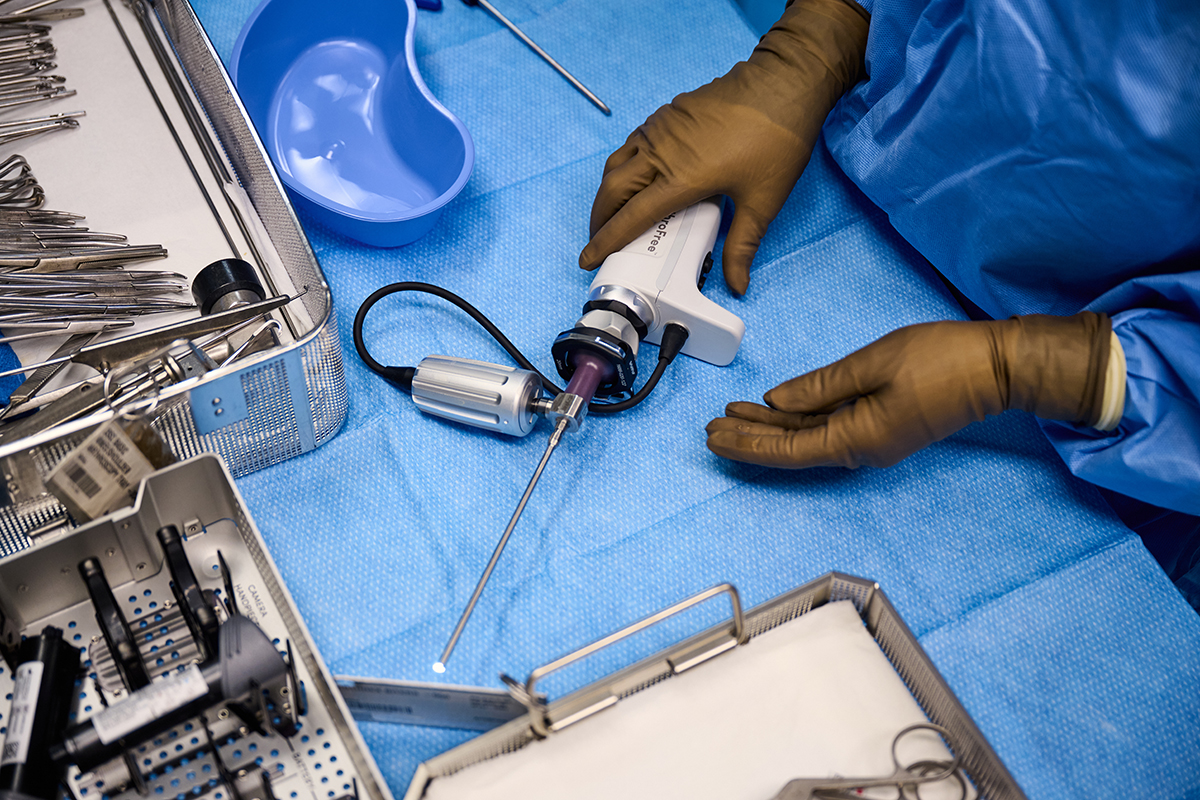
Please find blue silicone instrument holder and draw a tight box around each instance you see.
[231,0,472,247]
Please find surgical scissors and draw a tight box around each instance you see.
[0,244,167,270]
[0,329,95,421]
[0,304,289,438]
[770,724,970,800]
[0,319,132,345]
[0,16,77,125]
[0,109,78,143]
[0,293,291,381]
[0,183,178,340]
[0,153,42,207]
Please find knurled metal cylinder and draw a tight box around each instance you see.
[412,356,542,437]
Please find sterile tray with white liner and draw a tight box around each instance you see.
[0,454,392,800]
[404,575,1028,800]
[0,0,348,555]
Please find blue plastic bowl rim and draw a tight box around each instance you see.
[230,0,475,225]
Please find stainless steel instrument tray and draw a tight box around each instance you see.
[0,453,392,800]
[405,574,1029,800]
[0,0,348,557]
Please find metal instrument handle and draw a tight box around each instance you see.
[219,318,281,368]
[75,294,289,372]
[771,723,966,800]
[509,583,746,738]
[101,338,201,419]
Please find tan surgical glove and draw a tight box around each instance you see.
[579,0,869,295]
[705,313,1114,468]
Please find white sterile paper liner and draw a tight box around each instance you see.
[426,601,971,800]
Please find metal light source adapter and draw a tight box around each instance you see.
[410,356,546,437]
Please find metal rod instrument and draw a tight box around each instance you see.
[0,293,289,380]
[434,416,571,672]
[462,0,610,115]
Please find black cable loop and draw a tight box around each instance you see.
[352,282,673,414]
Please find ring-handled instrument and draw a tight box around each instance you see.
[0,0,85,24]
[0,153,43,208]
[770,723,969,800]
[0,308,285,443]
[0,280,289,382]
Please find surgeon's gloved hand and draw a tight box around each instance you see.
[579,0,869,295]
[706,313,1118,468]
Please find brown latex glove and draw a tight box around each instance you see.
[705,313,1112,468]
[579,0,869,295]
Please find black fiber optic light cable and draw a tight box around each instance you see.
[352,282,688,415]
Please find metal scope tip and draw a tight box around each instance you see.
[432,661,446,674]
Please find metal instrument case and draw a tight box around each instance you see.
[0,0,347,556]
[0,453,393,800]
[405,573,1030,800]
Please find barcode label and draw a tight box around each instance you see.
[45,420,155,522]
[91,664,207,745]
[66,463,102,499]
[0,662,43,767]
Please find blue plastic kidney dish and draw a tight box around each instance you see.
[231,0,473,247]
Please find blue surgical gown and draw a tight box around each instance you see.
[822,0,1200,598]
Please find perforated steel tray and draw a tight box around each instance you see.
[0,453,391,800]
[0,0,347,557]
[404,574,1029,800]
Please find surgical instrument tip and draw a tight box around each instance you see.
[463,0,610,115]
[436,415,572,669]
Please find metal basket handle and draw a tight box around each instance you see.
[502,583,746,739]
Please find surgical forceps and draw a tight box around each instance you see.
[0,267,184,288]
[0,21,53,62]
[0,292,291,381]
[0,302,288,436]
[0,17,76,122]
[0,109,78,143]
[0,262,186,333]
[100,317,282,418]
[0,318,131,345]
[0,0,83,24]
[770,724,970,800]
[0,243,166,269]
[0,75,71,110]
[0,195,177,337]
[0,329,93,419]
[0,212,130,247]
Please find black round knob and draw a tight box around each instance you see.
[191,258,266,315]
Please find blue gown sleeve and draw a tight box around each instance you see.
[1040,267,1200,515]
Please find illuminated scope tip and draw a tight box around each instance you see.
[432,661,446,674]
